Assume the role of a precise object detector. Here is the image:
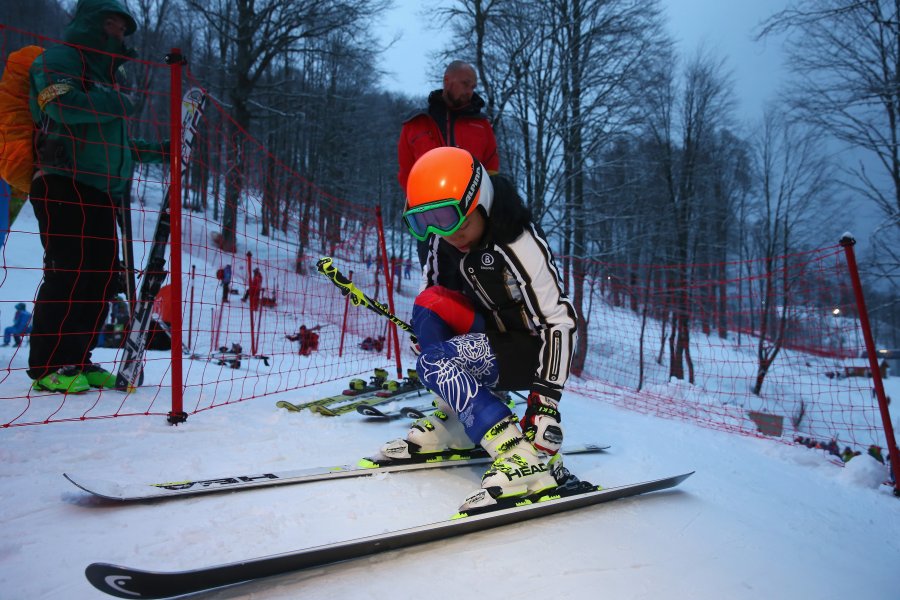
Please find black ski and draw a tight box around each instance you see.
[85,471,693,598]
[62,444,609,502]
[115,88,207,392]
[362,394,523,421]
[357,402,433,420]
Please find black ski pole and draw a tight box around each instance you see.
[316,257,417,345]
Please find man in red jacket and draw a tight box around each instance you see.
[398,61,499,266]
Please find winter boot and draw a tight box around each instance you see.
[380,397,476,459]
[82,364,118,389]
[32,366,90,394]
[458,416,558,511]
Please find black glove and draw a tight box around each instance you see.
[520,392,563,455]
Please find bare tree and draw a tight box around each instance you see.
[758,0,900,235]
[0,0,69,46]
[747,106,838,395]
[185,0,389,252]
[642,48,736,382]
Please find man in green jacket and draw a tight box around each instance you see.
[28,0,168,393]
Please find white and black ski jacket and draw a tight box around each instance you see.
[421,225,578,400]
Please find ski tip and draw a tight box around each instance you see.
[675,471,695,483]
[356,405,386,418]
[580,443,611,452]
[86,563,155,598]
[647,471,695,490]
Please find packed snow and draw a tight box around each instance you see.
[1,197,899,599]
[1,376,898,599]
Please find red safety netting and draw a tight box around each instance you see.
[0,26,894,479]
[567,246,889,461]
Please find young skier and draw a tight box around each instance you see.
[381,146,578,511]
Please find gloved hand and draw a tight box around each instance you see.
[520,392,563,455]
[408,335,422,357]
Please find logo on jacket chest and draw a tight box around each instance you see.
[465,250,505,280]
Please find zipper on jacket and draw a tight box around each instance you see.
[548,330,562,382]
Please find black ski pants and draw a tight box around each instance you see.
[28,175,119,379]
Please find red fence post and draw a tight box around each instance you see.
[246,251,256,355]
[375,206,403,379]
[338,270,353,358]
[167,48,186,424]
[840,234,899,496]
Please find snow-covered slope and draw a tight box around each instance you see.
[0,373,898,599]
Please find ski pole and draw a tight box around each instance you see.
[316,257,418,345]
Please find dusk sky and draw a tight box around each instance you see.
[376,0,789,123]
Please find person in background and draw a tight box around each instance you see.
[397,60,499,267]
[381,147,578,513]
[27,0,168,393]
[286,325,320,356]
[242,267,263,311]
[219,264,232,303]
[3,303,32,347]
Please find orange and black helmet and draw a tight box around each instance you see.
[402,147,494,241]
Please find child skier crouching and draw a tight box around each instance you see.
[379,147,578,511]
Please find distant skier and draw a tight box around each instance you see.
[2,303,32,347]
[217,264,232,303]
[286,325,320,356]
[241,267,263,311]
[359,335,386,352]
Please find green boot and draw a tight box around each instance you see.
[82,364,118,389]
[32,366,90,394]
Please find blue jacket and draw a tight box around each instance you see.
[9,309,32,333]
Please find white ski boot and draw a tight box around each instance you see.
[380,397,476,460]
[458,416,559,512]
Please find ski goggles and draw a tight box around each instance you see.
[402,199,468,241]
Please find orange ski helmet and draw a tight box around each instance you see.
[403,147,494,241]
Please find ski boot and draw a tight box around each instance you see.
[380,397,476,459]
[32,366,90,394]
[457,416,559,512]
[82,364,118,389]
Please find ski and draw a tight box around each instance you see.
[310,386,429,417]
[275,368,388,412]
[401,405,432,420]
[310,371,425,417]
[356,403,403,419]
[85,471,692,598]
[357,400,433,420]
[362,393,524,421]
[63,443,609,502]
[115,88,207,392]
